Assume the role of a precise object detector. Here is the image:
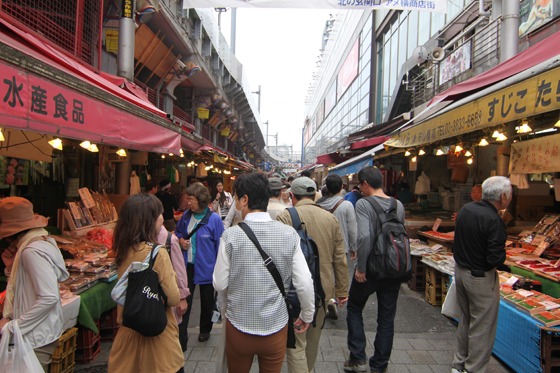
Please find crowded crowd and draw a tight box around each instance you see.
[0,167,512,373]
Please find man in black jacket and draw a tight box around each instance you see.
[451,176,512,373]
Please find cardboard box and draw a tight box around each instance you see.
[514,205,547,222]
[514,195,555,206]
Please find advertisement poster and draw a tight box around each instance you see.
[337,38,359,100]
[439,41,471,85]
[519,0,558,37]
[3,157,29,185]
[509,133,560,174]
[105,29,119,53]
[325,81,337,116]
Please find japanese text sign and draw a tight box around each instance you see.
[386,65,560,148]
[509,133,560,174]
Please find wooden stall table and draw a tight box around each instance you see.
[417,231,454,252]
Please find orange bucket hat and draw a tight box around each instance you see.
[0,197,48,240]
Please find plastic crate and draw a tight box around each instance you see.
[425,266,442,286]
[407,256,426,291]
[75,320,101,365]
[50,328,78,373]
[425,282,443,306]
[99,307,118,330]
[100,326,119,342]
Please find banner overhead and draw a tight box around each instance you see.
[385,65,560,148]
[183,0,447,13]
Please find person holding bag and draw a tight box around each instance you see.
[0,197,69,372]
[108,194,184,373]
[213,173,315,373]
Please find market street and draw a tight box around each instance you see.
[75,260,514,373]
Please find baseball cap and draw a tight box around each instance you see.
[268,177,286,191]
[287,177,316,196]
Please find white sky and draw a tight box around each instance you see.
[216,8,332,157]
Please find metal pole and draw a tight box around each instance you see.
[301,128,304,167]
[265,120,269,147]
[231,8,237,54]
[258,85,261,113]
[117,0,135,82]
[500,0,519,63]
[276,132,278,155]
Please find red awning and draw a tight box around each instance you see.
[181,136,205,153]
[316,152,352,164]
[0,21,183,153]
[350,136,387,150]
[428,30,560,106]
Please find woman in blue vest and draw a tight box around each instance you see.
[176,182,224,343]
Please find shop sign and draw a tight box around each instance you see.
[386,65,560,148]
[447,152,464,169]
[519,0,558,37]
[182,0,447,12]
[439,41,471,85]
[122,0,133,19]
[0,60,180,153]
[337,38,359,101]
[105,29,119,53]
[509,133,560,174]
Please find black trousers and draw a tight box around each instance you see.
[183,263,215,338]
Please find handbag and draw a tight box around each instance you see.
[441,277,461,320]
[122,243,168,337]
[0,323,43,373]
[238,222,296,349]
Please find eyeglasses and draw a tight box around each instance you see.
[187,197,197,203]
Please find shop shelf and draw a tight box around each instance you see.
[50,327,77,373]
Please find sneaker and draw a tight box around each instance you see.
[327,299,339,320]
[451,369,467,373]
[343,359,368,372]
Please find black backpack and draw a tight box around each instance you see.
[364,197,412,282]
[287,207,326,326]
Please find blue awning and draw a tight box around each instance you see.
[330,157,373,176]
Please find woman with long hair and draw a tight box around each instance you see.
[211,180,233,220]
[108,194,184,373]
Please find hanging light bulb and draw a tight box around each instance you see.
[89,144,99,152]
[455,144,463,152]
[467,157,474,165]
[80,141,91,149]
[404,150,411,156]
[465,150,472,157]
[479,138,489,146]
[162,154,165,159]
[180,153,184,157]
[180,149,184,154]
[0,129,4,142]
[496,133,508,141]
[169,153,174,156]
[492,130,501,138]
[436,148,444,156]
[555,117,560,127]
[48,138,63,150]
[517,123,532,133]
[116,149,127,157]
[418,149,425,155]
[411,156,417,162]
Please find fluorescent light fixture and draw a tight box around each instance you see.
[533,128,557,135]
[48,138,63,150]
[492,130,501,138]
[479,138,489,146]
[80,141,91,149]
[116,149,127,157]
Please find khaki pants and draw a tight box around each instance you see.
[35,339,59,372]
[286,307,326,373]
[452,265,500,373]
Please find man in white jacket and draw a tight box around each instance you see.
[0,197,69,371]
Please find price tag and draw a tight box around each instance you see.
[517,289,534,297]
[531,235,547,246]
[432,218,442,232]
[533,241,550,257]
[431,244,443,251]
[541,301,560,311]
[505,276,519,286]
[78,188,96,209]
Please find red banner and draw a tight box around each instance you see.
[0,60,181,153]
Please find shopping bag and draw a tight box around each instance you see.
[214,290,228,373]
[441,277,461,320]
[0,322,43,373]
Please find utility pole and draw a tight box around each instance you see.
[231,8,237,54]
[276,132,278,155]
[253,85,261,112]
[263,120,269,146]
[215,8,228,30]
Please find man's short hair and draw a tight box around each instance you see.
[482,176,512,201]
[145,180,157,193]
[287,176,295,182]
[400,182,410,190]
[325,174,343,194]
[358,166,383,190]
[292,193,314,201]
[352,185,360,191]
[234,173,271,211]
[301,170,311,177]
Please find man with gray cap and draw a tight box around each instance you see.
[267,177,287,220]
[277,177,349,373]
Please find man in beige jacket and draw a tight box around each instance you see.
[277,177,349,373]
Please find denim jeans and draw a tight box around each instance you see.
[346,276,401,371]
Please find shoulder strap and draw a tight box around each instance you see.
[238,222,286,297]
[329,199,345,214]
[166,232,172,248]
[287,207,302,231]
[185,209,213,240]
